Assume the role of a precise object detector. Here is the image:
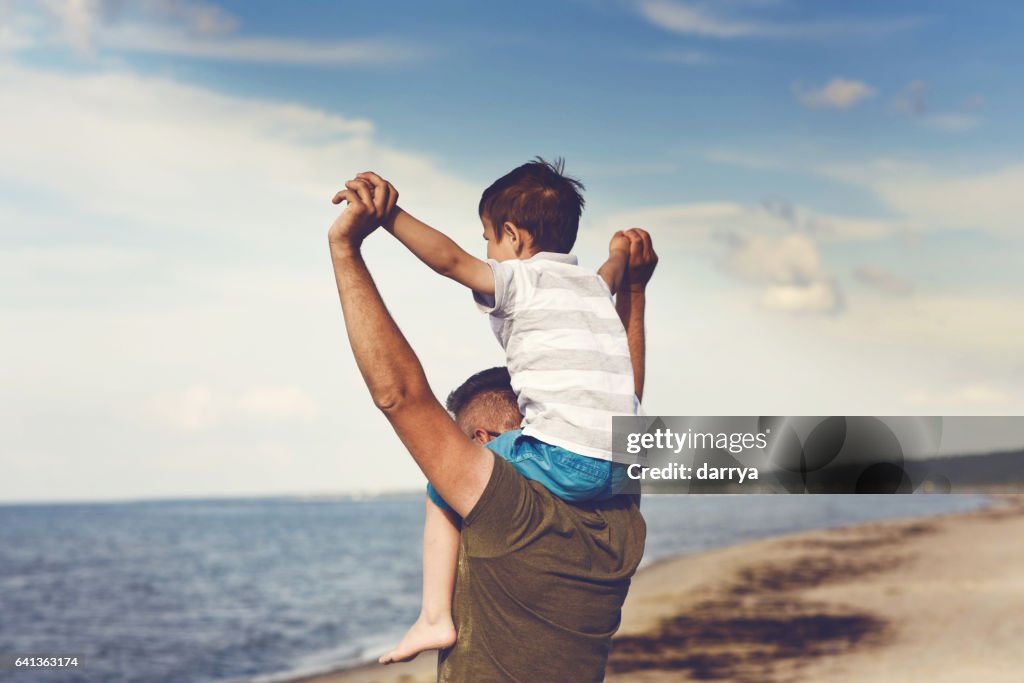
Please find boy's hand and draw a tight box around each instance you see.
[328,174,398,248]
[609,231,630,256]
[598,231,630,296]
[622,228,658,292]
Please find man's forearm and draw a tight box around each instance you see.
[330,241,432,410]
[616,287,647,401]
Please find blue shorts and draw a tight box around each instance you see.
[426,429,629,514]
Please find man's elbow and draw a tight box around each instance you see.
[371,384,429,415]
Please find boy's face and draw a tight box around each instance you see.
[481,216,519,262]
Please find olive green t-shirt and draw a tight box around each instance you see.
[437,452,646,682]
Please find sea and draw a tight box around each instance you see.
[0,492,989,683]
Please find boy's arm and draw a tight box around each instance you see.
[598,232,630,296]
[614,229,658,401]
[388,208,496,295]
[352,173,495,295]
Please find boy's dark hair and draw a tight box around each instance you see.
[478,157,585,254]
[446,366,521,435]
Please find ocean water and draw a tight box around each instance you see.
[0,493,988,683]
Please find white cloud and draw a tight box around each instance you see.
[0,60,493,502]
[892,81,985,132]
[44,0,236,55]
[725,233,843,314]
[151,385,219,431]
[701,152,1018,239]
[0,23,34,52]
[7,0,428,65]
[0,244,146,275]
[725,233,825,285]
[636,0,921,39]
[594,198,901,250]
[794,77,876,110]
[95,22,429,65]
[238,386,319,420]
[835,294,1024,363]
[906,383,1017,410]
[146,385,319,429]
[0,62,484,245]
[705,149,1018,239]
[852,265,913,296]
[638,0,761,38]
[637,282,1024,419]
[820,160,1024,234]
[760,279,842,315]
[925,113,981,132]
[590,201,851,315]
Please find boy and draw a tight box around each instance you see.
[345,159,641,664]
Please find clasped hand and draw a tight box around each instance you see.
[328,172,399,248]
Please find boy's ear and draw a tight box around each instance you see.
[503,221,532,251]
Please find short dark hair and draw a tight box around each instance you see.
[446,366,521,435]
[446,366,515,415]
[478,157,585,254]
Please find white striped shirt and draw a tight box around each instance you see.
[473,252,641,461]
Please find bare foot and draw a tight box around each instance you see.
[378,615,457,664]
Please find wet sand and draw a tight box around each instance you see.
[288,495,1024,683]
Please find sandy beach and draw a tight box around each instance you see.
[289,495,1024,683]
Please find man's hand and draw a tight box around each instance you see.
[328,173,399,249]
[356,172,403,225]
[621,228,658,292]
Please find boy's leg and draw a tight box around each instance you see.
[379,494,459,664]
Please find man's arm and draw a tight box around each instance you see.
[352,173,494,295]
[614,229,658,401]
[329,179,494,518]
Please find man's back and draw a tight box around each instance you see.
[438,453,646,682]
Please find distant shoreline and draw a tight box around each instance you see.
[279,494,1024,683]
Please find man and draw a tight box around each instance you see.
[329,175,657,681]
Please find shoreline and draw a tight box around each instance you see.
[281,495,1024,683]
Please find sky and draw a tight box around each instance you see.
[1,0,1022,503]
